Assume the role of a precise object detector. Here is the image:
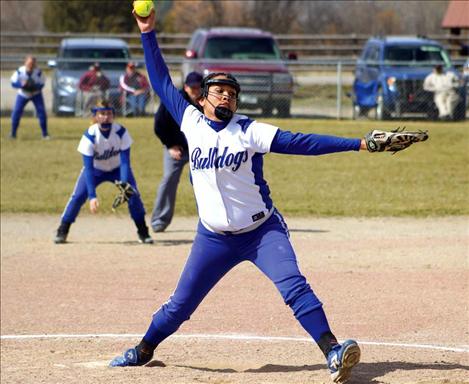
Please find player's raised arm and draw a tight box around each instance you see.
[133,9,189,126]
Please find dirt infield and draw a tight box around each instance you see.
[1,214,468,384]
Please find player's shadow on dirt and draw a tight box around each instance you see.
[91,239,193,246]
[174,361,469,383]
[155,239,194,246]
[289,229,329,233]
[349,361,469,383]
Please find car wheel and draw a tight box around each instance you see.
[262,105,273,117]
[376,89,391,120]
[277,103,291,118]
[453,100,467,121]
[427,105,439,121]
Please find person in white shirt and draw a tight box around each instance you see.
[10,56,49,139]
[108,10,373,384]
[54,100,153,245]
[423,64,460,120]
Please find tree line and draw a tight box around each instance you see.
[1,0,449,36]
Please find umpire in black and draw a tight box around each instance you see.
[151,72,203,232]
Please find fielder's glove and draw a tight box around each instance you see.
[364,127,428,154]
[112,181,136,211]
[22,78,37,92]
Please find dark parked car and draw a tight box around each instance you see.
[48,38,130,116]
[352,36,466,120]
[182,27,295,117]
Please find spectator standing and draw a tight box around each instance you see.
[78,63,110,116]
[10,55,49,139]
[150,72,203,232]
[119,61,150,116]
[423,64,460,120]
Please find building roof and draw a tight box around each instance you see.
[442,0,469,29]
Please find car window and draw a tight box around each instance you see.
[366,45,380,63]
[384,45,451,67]
[59,48,130,70]
[190,32,204,51]
[203,37,281,60]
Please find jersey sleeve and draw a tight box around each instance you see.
[82,155,97,199]
[10,69,21,88]
[119,148,130,183]
[77,129,95,156]
[36,69,45,88]
[141,31,189,126]
[270,129,361,155]
[117,126,132,151]
[243,121,279,153]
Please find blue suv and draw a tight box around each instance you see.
[352,36,466,120]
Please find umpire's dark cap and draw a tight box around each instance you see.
[185,72,203,86]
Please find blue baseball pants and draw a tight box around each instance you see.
[61,167,145,224]
[11,93,48,137]
[146,210,331,345]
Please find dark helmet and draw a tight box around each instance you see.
[201,72,241,98]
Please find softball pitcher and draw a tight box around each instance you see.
[54,100,153,245]
[109,10,427,384]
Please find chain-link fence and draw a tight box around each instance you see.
[73,89,155,117]
[2,60,467,121]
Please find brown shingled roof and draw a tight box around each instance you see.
[442,0,469,28]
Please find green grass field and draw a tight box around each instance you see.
[1,116,468,216]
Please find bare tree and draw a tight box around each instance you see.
[298,0,449,35]
[163,0,300,33]
[245,0,301,33]
[1,0,44,32]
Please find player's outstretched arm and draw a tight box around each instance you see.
[269,128,364,155]
[133,9,189,126]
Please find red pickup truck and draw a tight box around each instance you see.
[182,27,295,117]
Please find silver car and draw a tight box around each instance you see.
[48,38,130,116]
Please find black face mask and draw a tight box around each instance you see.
[214,106,233,121]
[206,97,234,122]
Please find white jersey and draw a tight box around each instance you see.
[77,123,132,172]
[423,71,459,94]
[141,31,361,234]
[181,106,278,232]
[10,65,45,98]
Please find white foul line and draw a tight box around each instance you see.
[1,333,467,353]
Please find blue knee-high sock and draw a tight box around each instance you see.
[142,319,169,348]
[298,307,340,357]
[297,306,332,343]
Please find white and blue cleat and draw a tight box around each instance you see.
[327,339,361,383]
[109,347,148,367]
